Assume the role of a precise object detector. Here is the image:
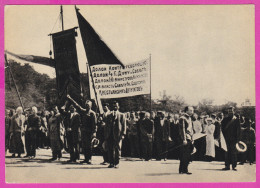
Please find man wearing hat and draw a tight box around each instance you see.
[221,106,241,171]
[60,103,81,163]
[178,106,194,175]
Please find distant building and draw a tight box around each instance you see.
[241,98,253,107]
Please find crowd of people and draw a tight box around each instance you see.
[5,95,256,174]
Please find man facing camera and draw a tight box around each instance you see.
[178,106,194,175]
[221,106,241,171]
[105,101,126,168]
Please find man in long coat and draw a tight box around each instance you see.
[48,107,64,161]
[67,95,97,164]
[98,103,110,165]
[221,106,241,171]
[154,111,170,161]
[5,109,13,153]
[178,106,194,175]
[240,117,255,165]
[105,101,126,168]
[60,104,81,162]
[140,112,154,161]
[25,106,41,158]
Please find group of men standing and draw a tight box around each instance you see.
[6,95,128,169]
[5,96,252,174]
[60,95,127,168]
[178,106,243,174]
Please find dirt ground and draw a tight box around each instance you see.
[5,149,256,183]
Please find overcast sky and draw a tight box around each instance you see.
[5,5,255,105]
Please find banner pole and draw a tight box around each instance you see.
[149,53,152,114]
[60,5,64,31]
[5,54,25,112]
[87,63,103,114]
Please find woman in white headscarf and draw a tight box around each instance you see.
[9,107,26,158]
[205,118,216,161]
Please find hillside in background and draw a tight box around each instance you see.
[5,60,56,111]
[5,60,255,121]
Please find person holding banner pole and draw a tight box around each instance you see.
[67,94,97,164]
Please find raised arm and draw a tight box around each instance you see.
[67,94,86,112]
[59,101,70,116]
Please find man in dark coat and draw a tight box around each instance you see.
[154,111,170,161]
[67,95,97,164]
[60,104,81,162]
[240,117,255,165]
[25,106,41,158]
[5,109,13,153]
[221,106,241,171]
[140,112,154,161]
[170,114,181,159]
[105,101,126,168]
[98,103,110,165]
[178,106,194,175]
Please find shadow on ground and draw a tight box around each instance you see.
[63,166,108,170]
[144,172,179,176]
[6,165,43,168]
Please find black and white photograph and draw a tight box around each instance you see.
[4,5,255,183]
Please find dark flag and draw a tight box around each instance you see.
[76,9,124,68]
[51,28,82,105]
[5,50,55,68]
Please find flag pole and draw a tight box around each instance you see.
[149,53,152,114]
[5,54,25,112]
[60,5,64,31]
[87,63,103,113]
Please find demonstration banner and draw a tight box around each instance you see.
[52,28,82,105]
[89,58,151,99]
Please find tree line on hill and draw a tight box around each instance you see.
[5,60,255,121]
